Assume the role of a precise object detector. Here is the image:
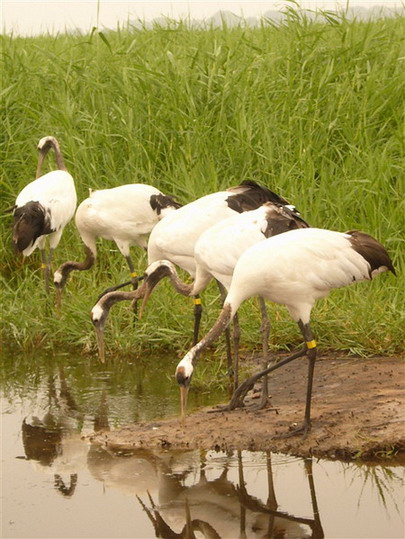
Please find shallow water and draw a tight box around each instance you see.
[1,351,404,538]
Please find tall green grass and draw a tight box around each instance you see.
[1,10,403,358]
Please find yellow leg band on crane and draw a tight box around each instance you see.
[194,298,202,305]
[40,263,48,269]
[130,272,138,278]
[306,340,317,349]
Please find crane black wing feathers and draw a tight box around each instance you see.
[226,180,295,213]
[347,230,396,276]
[149,193,182,215]
[226,180,310,232]
[262,204,310,238]
[12,201,54,252]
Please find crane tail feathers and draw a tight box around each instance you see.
[347,230,396,277]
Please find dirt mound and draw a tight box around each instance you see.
[87,354,405,461]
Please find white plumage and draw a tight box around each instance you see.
[146,181,299,278]
[175,227,395,431]
[138,203,308,400]
[226,228,384,321]
[147,191,243,277]
[90,181,301,362]
[193,203,307,292]
[15,169,76,256]
[12,136,77,292]
[53,183,180,307]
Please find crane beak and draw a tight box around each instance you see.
[95,326,106,363]
[179,385,189,425]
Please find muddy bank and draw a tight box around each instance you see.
[87,354,405,461]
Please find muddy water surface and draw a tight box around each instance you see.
[1,351,404,538]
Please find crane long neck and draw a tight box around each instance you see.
[147,263,195,298]
[51,138,66,171]
[100,287,144,313]
[189,303,233,365]
[36,138,67,178]
[56,246,96,287]
[164,266,195,297]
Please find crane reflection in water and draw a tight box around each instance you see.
[134,450,324,539]
[19,365,108,498]
[15,364,402,538]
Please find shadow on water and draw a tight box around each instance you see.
[1,351,404,538]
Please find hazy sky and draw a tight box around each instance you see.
[2,1,403,35]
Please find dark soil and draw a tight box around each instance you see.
[87,353,405,461]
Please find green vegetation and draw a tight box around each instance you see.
[1,9,404,360]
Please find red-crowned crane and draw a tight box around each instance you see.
[132,202,309,403]
[53,184,181,309]
[90,180,301,362]
[12,136,77,293]
[175,227,395,434]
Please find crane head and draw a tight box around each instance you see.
[53,270,66,312]
[90,304,108,363]
[175,355,194,424]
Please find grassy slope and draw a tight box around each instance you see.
[1,12,403,357]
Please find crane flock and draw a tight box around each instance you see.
[11,136,396,437]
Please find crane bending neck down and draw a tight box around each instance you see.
[53,186,181,311]
[90,199,309,368]
[175,227,395,436]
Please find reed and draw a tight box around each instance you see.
[1,10,403,358]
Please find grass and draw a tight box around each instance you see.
[1,9,404,360]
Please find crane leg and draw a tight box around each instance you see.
[215,280,234,390]
[232,313,240,391]
[125,255,139,316]
[40,248,53,294]
[209,346,306,413]
[300,321,317,436]
[192,295,203,346]
[249,297,271,410]
[274,320,317,438]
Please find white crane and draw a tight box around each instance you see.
[53,184,181,309]
[175,227,395,434]
[90,181,299,362]
[134,202,309,403]
[12,136,77,293]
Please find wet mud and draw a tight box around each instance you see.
[87,354,405,461]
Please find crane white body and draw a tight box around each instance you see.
[53,183,180,304]
[147,191,243,276]
[176,226,395,429]
[143,201,308,306]
[74,184,174,257]
[15,169,76,256]
[193,204,291,292]
[225,227,389,322]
